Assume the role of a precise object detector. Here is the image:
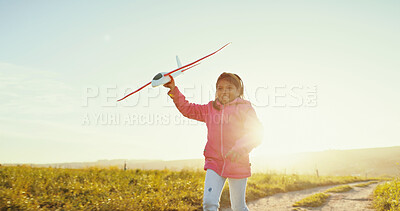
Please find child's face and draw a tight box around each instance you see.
[216,79,240,105]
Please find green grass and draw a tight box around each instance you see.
[373,179,400,211]
[0,166,369,210]
[325,185,352,193]
[293,192,330,207]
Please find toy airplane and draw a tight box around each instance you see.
[117,42,231,102]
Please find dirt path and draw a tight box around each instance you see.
[221,181,380,211]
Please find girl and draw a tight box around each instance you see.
[164,72,263,211]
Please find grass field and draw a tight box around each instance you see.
[0,166,368,210]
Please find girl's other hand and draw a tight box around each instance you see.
[225,149,240,163]
[163,75,175,91]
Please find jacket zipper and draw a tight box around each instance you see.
[220,105,226,176]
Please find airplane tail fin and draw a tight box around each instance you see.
[176,55,182,68]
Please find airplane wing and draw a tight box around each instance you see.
[164,42,231,77]
[117,81,151,102]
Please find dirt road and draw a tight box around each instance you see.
[221,182,380,211]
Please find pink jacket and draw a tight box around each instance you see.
[168,87,263,178]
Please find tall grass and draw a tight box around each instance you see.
[0,166,367,210]
[373,179,400,211]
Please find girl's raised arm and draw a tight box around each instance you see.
[164,76,208,122]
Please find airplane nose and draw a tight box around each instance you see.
[153,73,163,80]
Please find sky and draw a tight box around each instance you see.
[0,0,399,164]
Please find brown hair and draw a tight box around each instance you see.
[212,72,244,110]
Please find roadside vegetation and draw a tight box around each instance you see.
[353,181,379,188]
[292,185,353,208]
[293,192,330,207]
[325,185,352,193]
[0,166,369,210]
[373,178,399,211]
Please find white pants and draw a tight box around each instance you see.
[203,169,249,211]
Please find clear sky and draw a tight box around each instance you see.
[1,0,399,164]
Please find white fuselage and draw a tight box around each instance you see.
[151,56,183,87]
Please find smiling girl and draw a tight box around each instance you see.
[164,72,263,211]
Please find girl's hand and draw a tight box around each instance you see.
[163,75,175,91]
[225,149,240,163]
